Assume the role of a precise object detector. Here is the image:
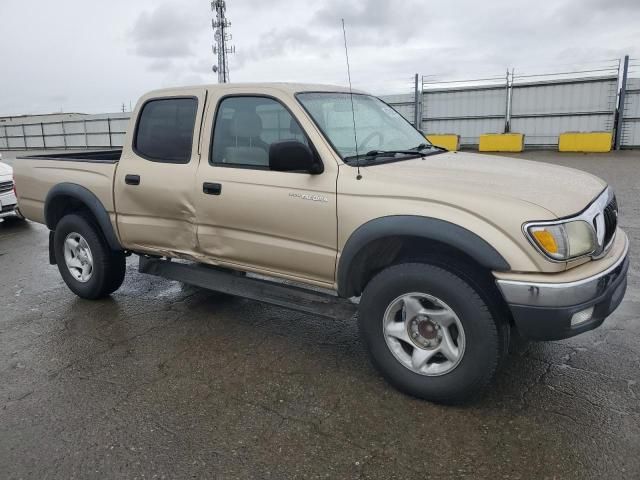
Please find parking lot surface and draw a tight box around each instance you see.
[1,150,639,479]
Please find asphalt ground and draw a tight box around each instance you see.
[0,150,639,479]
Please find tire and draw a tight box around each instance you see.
[54,213,126,299]
[358,262,505,404]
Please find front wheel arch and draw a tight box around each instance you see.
[337,216,511,298]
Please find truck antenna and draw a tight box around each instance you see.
[341,19,361,180]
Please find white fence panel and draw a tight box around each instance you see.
[424,86,506,118]
[621,77,640,148]
[111,133,126,147]
[0,113,132,151]
[380,93,415,124]
[85,120,109,134]
[6,125,23,137]
[86,134,111,147]
[421,85,507,146]
[42,123,63,135]
[46,136,66,148]
[63,121,84,134]
[23,124,42,136]
[510,76,617,146]
[109,118,129,132]
[65,134,86,147]
[7,137,26,149]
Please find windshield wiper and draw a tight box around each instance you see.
[343,144,444,164]
[364,149,421,157]
[344,149,422,162]
[411,143,445,152]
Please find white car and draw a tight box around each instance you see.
[0,154,24,221]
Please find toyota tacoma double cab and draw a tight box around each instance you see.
[13,83,629,403]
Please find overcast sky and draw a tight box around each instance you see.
[1,0,639,116]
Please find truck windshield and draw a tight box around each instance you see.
[296,92,433,163]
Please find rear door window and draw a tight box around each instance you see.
[134,98,198,163]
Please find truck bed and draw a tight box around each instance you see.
[13,150,120,226]
[19,149,122,163]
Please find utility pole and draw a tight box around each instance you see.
[211,1,235,83]
[615,55,629,150]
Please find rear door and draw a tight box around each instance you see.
[194,89,339,286]
[114,90,206,257]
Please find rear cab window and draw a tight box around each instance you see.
[134,97,198,163]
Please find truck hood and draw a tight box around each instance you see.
[0,162,12,177]
[362,152,606,218]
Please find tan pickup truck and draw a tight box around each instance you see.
[14,83,629,403]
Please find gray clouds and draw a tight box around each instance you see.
[0,0,639,115]
[313,0,426,43]
[130,3,202,58]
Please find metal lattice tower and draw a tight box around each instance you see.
[211,1,235,83]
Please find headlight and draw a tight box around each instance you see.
[526,220,596,261]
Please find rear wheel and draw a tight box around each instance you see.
[54,214,125,299]
[358,262,505,404]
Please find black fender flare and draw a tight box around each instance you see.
[337,215,510,297]
[44,183,122,251]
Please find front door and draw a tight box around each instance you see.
[114,91,205,258]
[194,93,339,286]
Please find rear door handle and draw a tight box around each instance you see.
[125,174,140,185]
[203,182,222,195]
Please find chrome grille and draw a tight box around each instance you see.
[602,195,618,249]
[0,180,13,194]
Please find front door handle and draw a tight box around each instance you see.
[203,182,222,195]
[125,174,140,185]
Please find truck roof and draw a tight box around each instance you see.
[143,82,367,97]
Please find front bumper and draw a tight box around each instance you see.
[0,203,20,219]
[0,190,19,219]
[496,238,629,340]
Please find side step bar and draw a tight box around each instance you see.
[138,256,358,320]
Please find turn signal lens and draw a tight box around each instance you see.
[527,224,568,260]
[532,229,558,254]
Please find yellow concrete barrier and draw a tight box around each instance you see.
[426,134,460,151]
[478,133,524,152]
[558,132,612,153]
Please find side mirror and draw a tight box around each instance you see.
[269,141,322,174]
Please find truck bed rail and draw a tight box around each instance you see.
[17,149,122,163]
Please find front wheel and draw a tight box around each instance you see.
[359,263,504,404]
[54,214,126,299]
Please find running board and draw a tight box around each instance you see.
[138,256,357,320]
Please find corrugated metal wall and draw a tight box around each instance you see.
[510,76,617,147]
[381,64,625,149]
[0,113,130,150]
[379,93,415,125]
[422,85,507,146]
[620,77,640,148]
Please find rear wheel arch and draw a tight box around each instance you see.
[45,183,122,251]
[337,215,511,299]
